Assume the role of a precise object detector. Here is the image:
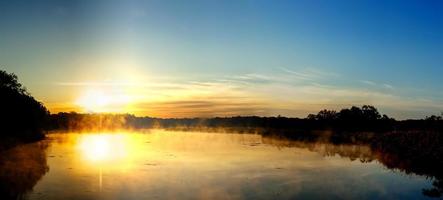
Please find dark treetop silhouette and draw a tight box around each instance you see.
[0,70,49,148]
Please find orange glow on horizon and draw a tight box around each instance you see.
[75,89,132,113]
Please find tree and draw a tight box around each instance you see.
[336,105,381,121]
[308,109,337,120]
[426,115,442,121]
[361,105,381,120]
[337,106,363,121]
[0,70,49,141]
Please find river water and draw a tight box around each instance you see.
[0,130,437,199]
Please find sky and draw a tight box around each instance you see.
[0,0,442,119]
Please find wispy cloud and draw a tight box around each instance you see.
[360,80,394,90]
[50,69,440,119]
[227,73,275,85]
[281,68,317,80]
[281,67,339,81]
[383,84,394,89]
[361,80,376,85]
[56,81,138,87]
[134,100,269,118]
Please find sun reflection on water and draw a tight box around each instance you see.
[75,133,147,172]
[75,133,148,190]
[78,134,124,162]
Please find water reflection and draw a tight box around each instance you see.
[0,130,441,199]
[0,141,49,200]
[77,134,144,165]
[263,135,443,198]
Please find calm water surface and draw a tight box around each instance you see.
[0,130,437,199]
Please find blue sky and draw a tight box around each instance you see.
[0,0,442,119]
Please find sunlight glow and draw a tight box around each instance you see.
[76,89,132,113]
[78,134,125,162]
[76,90,111,113]
[75,133,147,169]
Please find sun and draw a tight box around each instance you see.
[76,89,111,113]
[75,88,133,113]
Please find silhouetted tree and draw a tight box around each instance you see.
[307,105,382,122]
[0,70,49,142]
[309,109,337,120]
[426,115,443,121]
[423,180,443,198]
[361,105,381,120]
[337,106,363,121]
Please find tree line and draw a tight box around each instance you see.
[0,70,49,146]
[1,69,442,143]
[48,105,443,133]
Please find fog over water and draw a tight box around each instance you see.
[1,130,438,200]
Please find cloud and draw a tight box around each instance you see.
[360,80,394,90]
[133,100,269,118]
[383,84,394,89]
[281,67,339,81]
[226,73,276,85]
[361,80,376,85]
[280,68,318,81]
[56,81,137,87]
[49,70,442,119]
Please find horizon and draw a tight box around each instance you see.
[48,104,442,121]
[1,0,442,119]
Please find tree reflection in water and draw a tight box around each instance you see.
[0,141,49,200]
[263,130,443,198]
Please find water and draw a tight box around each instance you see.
[0,130,437,199]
